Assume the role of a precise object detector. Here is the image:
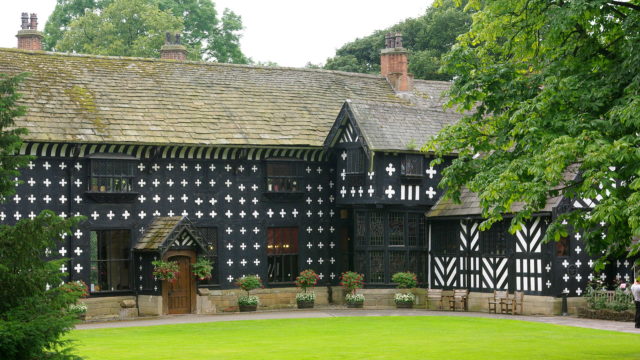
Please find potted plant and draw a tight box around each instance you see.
[236,275,262,312]
[192,256,214,280]
[68,302,88,320]
[295,269,320,309]
[152,260,180,282]
[392,272,417,308]
[340,271,365,308]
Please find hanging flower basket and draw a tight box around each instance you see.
[152,260,180,282]
[192,256,214,280]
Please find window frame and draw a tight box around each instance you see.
[401,154,424,177]
[89,229,132,293]
[87,153,137,193]
[345,148,366,175]
[481,222,508,256]
[265,158,304,193]
[267,227,299,283]
[196,226,220,286]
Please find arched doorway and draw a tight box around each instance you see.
[163,251,196,314]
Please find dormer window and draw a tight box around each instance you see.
[345,148,365,175]
[401,154,423,177]
[86,153,138,202]
[266,159,303,193]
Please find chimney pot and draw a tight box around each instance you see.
[160,32,187,61]
[16,12,43,50]
[380,32,412,92]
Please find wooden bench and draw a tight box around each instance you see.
[427,289,446,310]
[448,289,469,311]
[488,290,509,314]
[503,291,524,315]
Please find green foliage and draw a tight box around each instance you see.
[0,73,30,198]
[191,256,213,280]
[0,211,84,360]
[344,293,365,304]
[340,271,364,295]
[427,0,640,263]
[295,292,316,302]
[235,275,262,294]
[584,284,633,312]
[324,0,472,80]
[295,269,320,292]
[237,295,259,306]
[391,272,418,289]
[46,0,248,63]
[152,260,180,282]
[394,293,416,304]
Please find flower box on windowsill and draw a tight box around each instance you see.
[85,191,138,203]
[262,191,305,201]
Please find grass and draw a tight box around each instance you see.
[70,316,640,360]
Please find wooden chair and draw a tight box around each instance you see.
[427,289,445,310]
[488,290,509,313]
[504,291,524,315]
[449,289,469,311]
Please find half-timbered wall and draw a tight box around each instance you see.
[0,142,341,294]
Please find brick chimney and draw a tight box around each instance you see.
[160,33,187,61]
[16,13,43,51]
[380,32,413,92]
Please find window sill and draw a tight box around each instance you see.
[85,191,138,203]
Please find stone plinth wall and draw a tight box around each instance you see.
[197,286,333,313]
[137,295,162,316]
[84,295,138,320]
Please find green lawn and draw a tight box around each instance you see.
[71,316,640,360]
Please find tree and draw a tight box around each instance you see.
[54,0,184,59]
[427,0,640,265]
[323,0,472,80]
[0,73,84,359]
[45,0,248,63]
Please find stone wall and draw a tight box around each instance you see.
[196,286,333,313]
[84,296,138,320]
[138,295,162,316]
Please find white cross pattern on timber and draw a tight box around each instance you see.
[588,260,594,268]
[240,227,247,235]
[74,229,83,238]
[318,258,324,264]
[226,227,233,235]
[252,197,259,205]
[27,194,36,203]
[59,179,67,187]
[195,179,202,187]
[306,197,312,204]
[226,243,233,250]
[330,257,335,264]
[168,195,175,203]
[224,164,232,172]
[74,264,83,273]
[330,273,336,279]
[227,275,234,283]
[624,260,630,267]
[58,195,66,204]
[240,259,247,266]
[267,209,274,218]
[107,211,115,220]
[240,243,247,251]
[426,167,437,178]
[195,211,203,218]
[138,195,146,203]
[91,211,99,220]
[575,260,582,268]
[225,194,233,203]
[317,184,323,191]
[138,211,146,219]
[254,259,260,266]
[181,179,188,187]
[28,178,35,186]
[330,242,335,249]
[209,179,216,187]
[306,184,312,192]
[74,195,82,204]
[340,169,346,180]
[122,210,130,219]
[368,185,374,197]
[227,259,234,266]
[545,264,551,272]
[195,197,203,205]
[307,242,313,249]
[280,209,287,218]
[575,246,582,254]
[306,210,312,217]
[561,259,569,268]
[181,194,189,202]
[330,226,335,233]
[306,166,312,173]
[426,187,436,199]
[318,242,324,249]
[385,163,396,176]
[385,185,395,199]
[59,247,67,256]
[27,161,35,169]
[60,264,67,273]
[225,179,232,187]
[239,210,246,218]
[254,243,260,250]
[252,210,259,218]
[576,288,583,296]
[43,161,51,170]
[588,273,594,281]
[574,232,581,240]
[546,280,552,288]
[563,273,569,282]
[137,163,145,171]
[75,162,82,171]
[253,227,260,234]
[306,258,313,265]
[238,184,246,191]
[340,187,347,198]
[167,210,175,217]
[153,179,160,187]
[166,179,174,187]
[252,165,258,172]
[138,179,146,187]
[307,227,313,234]
[341,151,347,160]
[292,209,299,217]
[368,172,374,180]
[600,273,607,281]
[358,187,363,197]
[575,274,582,282]
[318,210,324,217]
[43,178,51,187]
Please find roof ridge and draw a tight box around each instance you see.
[0,47,385,80]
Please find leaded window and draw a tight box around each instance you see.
[481,223,508,256]
[345,148,365,174]
[355,212,367,246]
[267,227,299,282]
[401,154,423,177]
[90,229,131,292]
[407,213,424,247]
[266,159,303,192]
[389,251,405,276]
[389,212,404,246]
[431,221,459,254]
[88,156,136,193]
[369,212,384,246]
[369,251,385,283]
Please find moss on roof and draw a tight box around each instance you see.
[0,48,403,146]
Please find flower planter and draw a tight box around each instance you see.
[239,304,257,312]
[396,302,413,309]
[577,307,634,322]
[347,302,364,308]
[297,300,315,309]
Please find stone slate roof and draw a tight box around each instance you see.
[345,99,460,152]
[427,188,564,218]
[135,216,185,251]
[0,48,403,146]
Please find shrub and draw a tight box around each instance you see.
[296,269,320,292]
[340,271,364,295]
[60,280,89,298]
[236,275,262,295]
[192,256,214,280]
[152,260,180,282]
[238,295,260,306]
[391,272,417,289]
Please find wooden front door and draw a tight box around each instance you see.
[167,255,193,314]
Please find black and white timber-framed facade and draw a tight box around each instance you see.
[0,34,634,315]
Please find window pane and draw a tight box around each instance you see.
[346,149,365,174]
[407,213,421,247]
[556,236,569,257]
[354,251,366,276]
[369,212,384,246]
[402,155,423,176]
[389,212,404,246]
[389,251,405,276]
[369,251,385,283]
[90,229,131,292]
[267,227,299,282]
[355,212,366,246]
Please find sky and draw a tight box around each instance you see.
[0,0,433,67]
